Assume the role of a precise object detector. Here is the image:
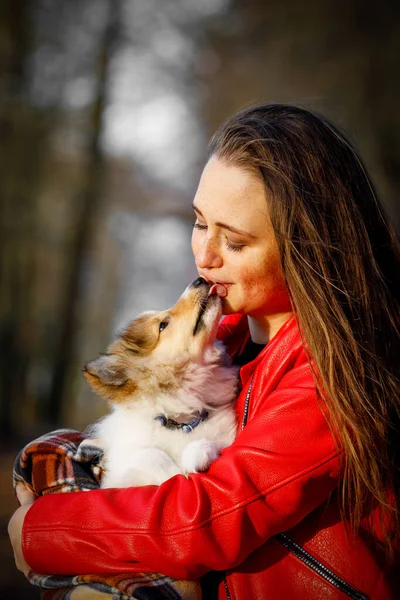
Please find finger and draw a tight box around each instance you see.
[15,483,36,506]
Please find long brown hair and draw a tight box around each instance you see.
[208,103,400,555]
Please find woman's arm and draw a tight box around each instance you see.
[20,374,339,580]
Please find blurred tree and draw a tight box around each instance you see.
[0,0,50,437]
[0,0,123,436]
[47,0,121,423]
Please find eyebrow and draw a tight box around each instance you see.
[192,203,257,239]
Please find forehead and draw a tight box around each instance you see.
[193,156,269,231]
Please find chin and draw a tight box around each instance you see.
[220,294,247,316]
[220,298,237,315]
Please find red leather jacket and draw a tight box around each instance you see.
[23,315,398,599]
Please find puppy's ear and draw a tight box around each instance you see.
[83,354,137,401]
[85,354,127,386]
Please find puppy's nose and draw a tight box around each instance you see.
[192,277,207,288]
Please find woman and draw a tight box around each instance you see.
[9,104,400,599]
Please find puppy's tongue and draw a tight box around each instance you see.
[209,283,227,298]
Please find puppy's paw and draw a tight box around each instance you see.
[181,439,221,474]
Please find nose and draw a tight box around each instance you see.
[194,237,223,270]
[192,276,207,288]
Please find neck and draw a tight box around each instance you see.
[247,312,293,344]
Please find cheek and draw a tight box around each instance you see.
[239,255,286,295]
[238,270,264,295]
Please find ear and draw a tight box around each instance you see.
[83,354,137,402]
[84,354,128,386]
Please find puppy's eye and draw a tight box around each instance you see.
[159,319,169,333]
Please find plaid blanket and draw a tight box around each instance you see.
[13,428,202,600]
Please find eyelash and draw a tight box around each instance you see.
[192,222,245,252]
[226,242,244,252]
[192,222,207,230]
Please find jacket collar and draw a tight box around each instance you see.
[218,314,298,384]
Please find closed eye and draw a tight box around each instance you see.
[192,222,207,230]
[226,240,245,252]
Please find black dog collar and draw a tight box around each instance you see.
[155,409,209,433]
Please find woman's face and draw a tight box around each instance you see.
[191,156,291,317]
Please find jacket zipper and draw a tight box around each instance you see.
[223,575,232,600]
[276,533,369,600]
[241,376,254,429]
[223,377,255,599]
[235,374,369,600]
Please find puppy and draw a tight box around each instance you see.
[83,277,238,488]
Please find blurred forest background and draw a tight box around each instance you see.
[1,0,400,597]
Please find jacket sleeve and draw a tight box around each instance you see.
[22,371,339,580]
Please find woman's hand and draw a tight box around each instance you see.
[8,503,34,576]
[8,483,36,577]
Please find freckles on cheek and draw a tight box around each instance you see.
[244,265,285,297]
[240,273,262,298]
